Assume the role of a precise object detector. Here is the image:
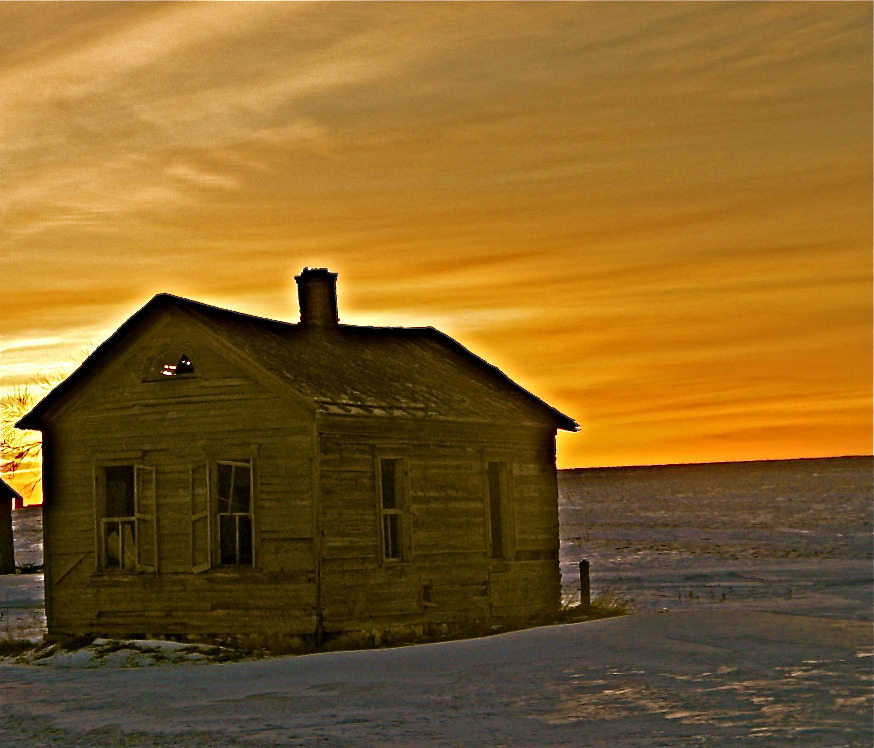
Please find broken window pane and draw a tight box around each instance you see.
[159,354,194,377]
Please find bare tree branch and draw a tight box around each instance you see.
[0,374,66,498]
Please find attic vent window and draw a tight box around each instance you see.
[160,354,194,377]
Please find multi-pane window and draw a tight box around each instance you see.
[379,458,404,561]
[100,464,156,572]
[217,461,253,566]
[190,458,255,571]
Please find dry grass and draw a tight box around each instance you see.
[557,589,633,623]
[0,637,37,658]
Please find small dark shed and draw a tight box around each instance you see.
[18,268,577,647]
[0,477,23,508]
[0,478,21,573]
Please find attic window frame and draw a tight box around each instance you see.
[159,354,195,378]
[144,350,197,381]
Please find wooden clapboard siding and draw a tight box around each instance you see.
[315,415,560,632]
[40,317,320,638]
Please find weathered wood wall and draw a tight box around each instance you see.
[317,416,561,636]
[42,310,319,640]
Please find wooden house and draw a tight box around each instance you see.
[18,268,577,648]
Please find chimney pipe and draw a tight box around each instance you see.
[295,267,339,327]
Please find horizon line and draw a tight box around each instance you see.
[560,454,872,472]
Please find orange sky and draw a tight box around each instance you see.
[1,2,871,488]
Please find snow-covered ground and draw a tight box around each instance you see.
[1,456,871,746]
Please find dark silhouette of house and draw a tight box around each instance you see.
[0,477,23,509]
[18,268,577,647]
[0,478,21,574]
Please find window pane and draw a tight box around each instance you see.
[217,463,234,514]
[380,459,397,509]
[219,514,253,566]
[217,462,251,514]
[237,515,253,565]
[105,465,135,518]
[105,519,136,570]
[219,514,237,565]
[104,522,121,569]
[230,465,251,514]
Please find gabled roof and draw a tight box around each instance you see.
[18,294,578,432]
[0,478,21,501]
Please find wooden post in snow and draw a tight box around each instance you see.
[579,558,591,608]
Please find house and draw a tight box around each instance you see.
[0,477,23,511]
[0,478,22,574]
[17,268,577,648]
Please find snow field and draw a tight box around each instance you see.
[1,457,871,745]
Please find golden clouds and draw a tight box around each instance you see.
[0,2,870,469]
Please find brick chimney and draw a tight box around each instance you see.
[295,267,339,327]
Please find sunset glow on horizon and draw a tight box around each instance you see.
[1,2,871,500]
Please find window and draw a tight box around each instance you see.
[190,459,255,572]
[143,350,196,382]
[98,464,156,572]
[217,461,253,566]
[487,461,510,560]
[159,353,194,377]
[378,458,406,562]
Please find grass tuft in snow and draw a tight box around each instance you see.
[0,636,37,658]
[558,589,633,623]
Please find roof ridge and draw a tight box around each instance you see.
[162,293,439,335]
[17,294,577,433]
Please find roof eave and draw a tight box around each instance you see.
[420,327,579,433]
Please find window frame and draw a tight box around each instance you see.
[215,460,254,567]
[142,348,198,382]
[485,459,514,562]
[94,462,157,574]
[191,455,257,573]
[376,455,410,564]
